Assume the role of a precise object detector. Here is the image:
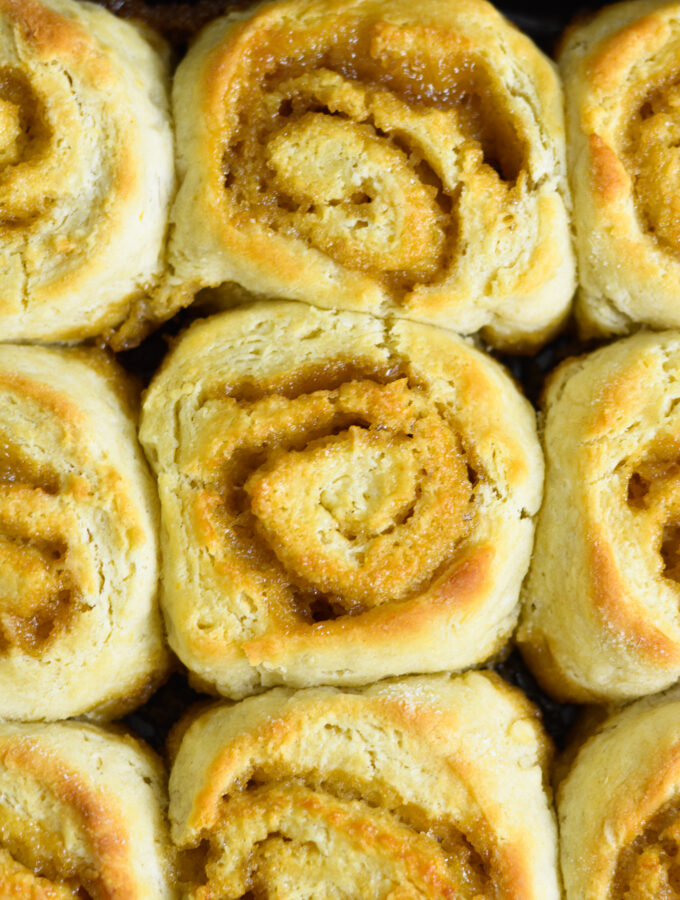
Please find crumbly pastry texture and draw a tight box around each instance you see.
[519,330,680,702]
[0,0,178,345]
[140,300,543,699]
[169,0,574,351]
[0,344,169,720]
[0,720,177,899]
[169,672,560,900]
[561,0,680,337]
[559,683,680,900]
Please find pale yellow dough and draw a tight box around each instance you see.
[561,0,680,337]
[169,672,561,900]
[0,344,169,720]
[519,330,680,702]
[0,721,177,899]
[170,0,574,351]
[140,301,543,699]
[0,0,178,345]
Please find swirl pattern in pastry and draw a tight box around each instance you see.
[558,683,680,899]
[519,330,680,702]
[169,0,574,351]
[169,672,560,900]
[0,344,169,720]
[0,720,176,899]
[561,0,680,337]
[139,301,543,698]
[0,0,177,345]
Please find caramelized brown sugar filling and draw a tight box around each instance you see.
[624,437,680,585]
[626,75,680,253]
[0,803,96,899]
[613,798,680,899]
[221,16,527,293]
[0,66,53,227]
[188,360,479,624]
[0,437,59,492]
[0,437,80,655]
[181,778,497,899]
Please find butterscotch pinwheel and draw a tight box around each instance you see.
[562,0,680,337]
[559,684,680,899]
[0,721,176,899]
[169,0,574,350]
[140,301,543,698]
[520,330,680,702]
[0,344,169,720]
[0,0,177,346]
[170,673,560,900]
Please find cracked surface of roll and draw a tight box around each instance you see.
[0,0,176,345]
[0,720,176,899]
[169,672,560,900]
[0,344,169,720]
[561,0,680,337]
[169,0,574,351]
[558,684,680,899]
[519,330,680,702]
[140,301,543,698]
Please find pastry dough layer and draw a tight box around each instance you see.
[140,301,543,698]
[170,672,560,900]
[559,684,680,899]
[0,721,176,899]
[561,0,680,336]
[519,330,680,702]
[170,0,574,350]
[0,344,169,720]
[0,0,176,345]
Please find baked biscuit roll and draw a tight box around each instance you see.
[561,0,680,337]
[519,330,680,703]
[0,721,176,899]
[558,684,680,899]
[170,672,560,900]
[0,0,176,345]
[0,344,169,720]
[169,0,574,351]
[140,301,543,698]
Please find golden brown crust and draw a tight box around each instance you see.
[589,132,628,203]
[169,673,560,900]
[519,330,680,702]
[140,302,542,698]
[0,344,170,721]
[561,0,680,336]
[590,537,680,666]
[0,0,178,344]
[170,0,574,351]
